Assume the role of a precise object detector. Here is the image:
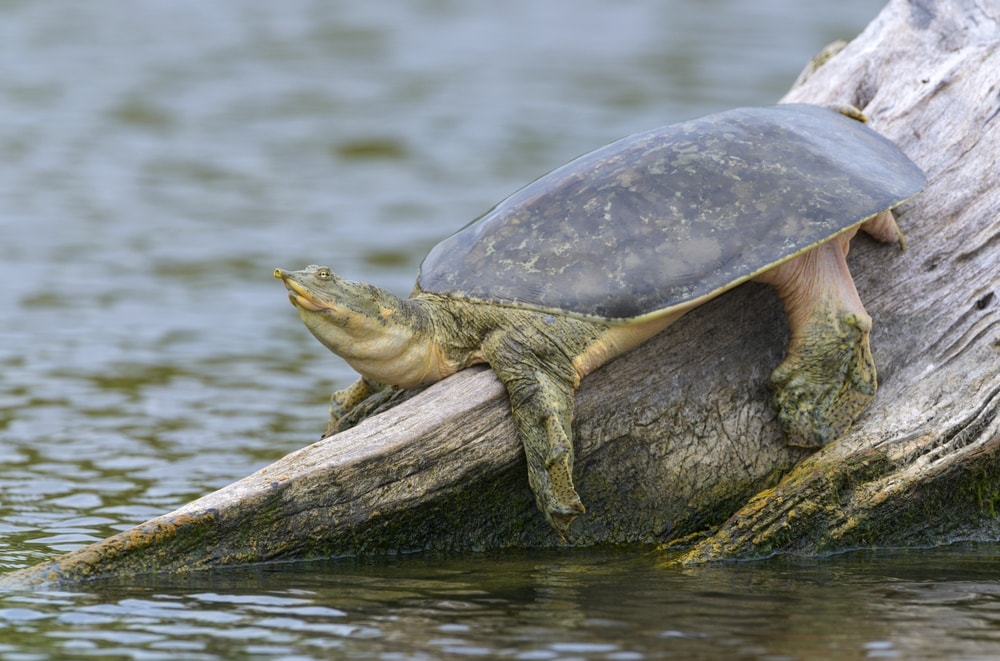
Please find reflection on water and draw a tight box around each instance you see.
[5,0,999,659]
[4,546,1000,659]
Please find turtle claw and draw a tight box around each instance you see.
[769,310,876,447]
[861,209,907,251]
[546,502,587,542]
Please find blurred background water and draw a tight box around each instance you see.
[3,1,1000,658]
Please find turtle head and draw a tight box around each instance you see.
[274,265,447,388]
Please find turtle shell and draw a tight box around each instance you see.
[416,104,925,320]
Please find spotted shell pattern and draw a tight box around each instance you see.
[417,104,926,320]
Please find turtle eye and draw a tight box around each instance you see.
[316,267,332,280]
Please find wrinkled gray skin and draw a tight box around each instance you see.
[276,104,925,539]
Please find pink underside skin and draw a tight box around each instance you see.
[754,210,900,349]
[755,232,865,334]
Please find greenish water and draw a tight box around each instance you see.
[5,1,1000,658]
[6,546,1000,659]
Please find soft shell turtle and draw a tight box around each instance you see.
[275,104,925,539]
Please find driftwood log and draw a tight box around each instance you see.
[3,0,998,586]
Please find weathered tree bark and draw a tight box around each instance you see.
[678,0,1000,563]
[2,0,997,586]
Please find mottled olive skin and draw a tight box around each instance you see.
[276,104,925,540]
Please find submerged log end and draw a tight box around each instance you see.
[4,511,221,588]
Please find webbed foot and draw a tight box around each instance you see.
[483,326,589,540]
[769,309,876,447]
[540,414,587,539]
[755,232,885,448]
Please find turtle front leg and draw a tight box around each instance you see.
[511,368,586,539]
[482,329,587,540]
[755,227,889,447]
[326,376,388,436]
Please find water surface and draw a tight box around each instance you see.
[5,546,1000,659]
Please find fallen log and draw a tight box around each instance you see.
[3,0,997,586]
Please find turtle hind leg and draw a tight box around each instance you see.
[767,301,876,447]
[754,232,877,448]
